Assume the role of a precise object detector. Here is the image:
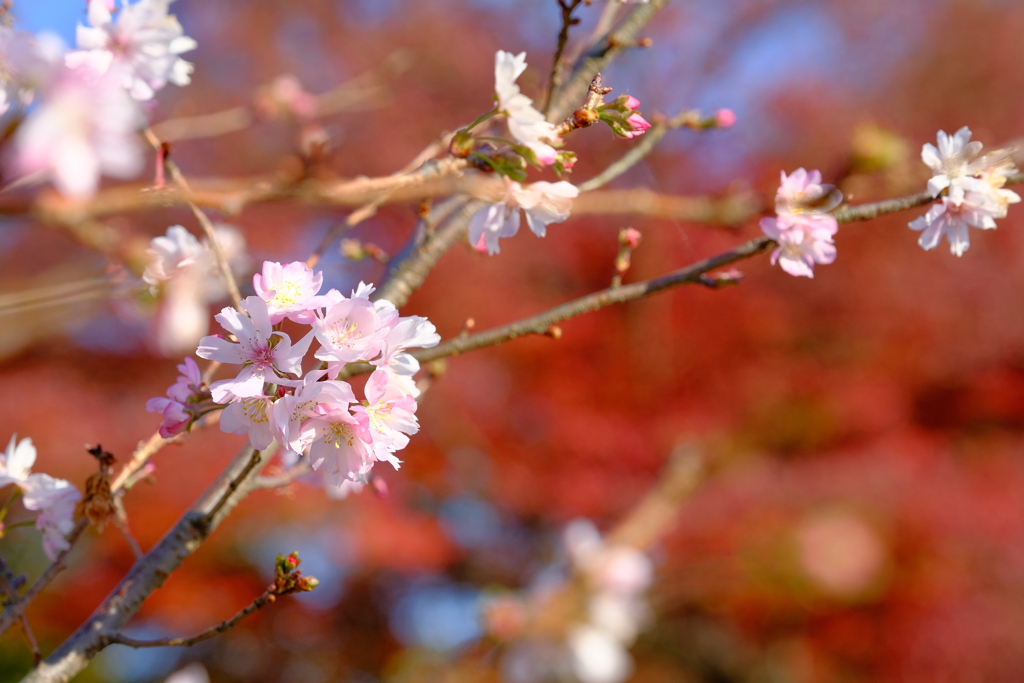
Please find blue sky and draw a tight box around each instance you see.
[14,0,81,45]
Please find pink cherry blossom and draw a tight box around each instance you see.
[220,395,277,450]
[312,296,389,367]
[67,0,198,101]
[146,356,208,437]
[198,296,313,402]
[26,475,81,560]
[774,168,843,219]
[300,382,374,483]
[760,217,837,278]
[253,261,324,324]
[921,126,986,198]
[352,369,420,469]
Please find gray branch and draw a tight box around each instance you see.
[20,445,268,683]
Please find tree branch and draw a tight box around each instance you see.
[20,443,272,682]
[108,588,275,649]
[547,0,669,123]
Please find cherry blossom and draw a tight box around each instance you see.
[909,186,1004,256]
[12,62,144,198]
[773,167,843,228]
[312,295,392,368]
[253,260,324,324]
[198,296,313,402]
[352,369,420,468]
[299,381,374,483]
[921,126,987,198]
[27,476,81,560]
[220,395,277,450]
[144,225,249,356]
[469,179,579,255]
[760,217,838,278]
[145,356,208,437]
[67,0,198,102]
[494,51,560,165]
[0,435,82,560]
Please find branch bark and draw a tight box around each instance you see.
[20,444,271,683]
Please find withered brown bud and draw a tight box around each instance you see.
[572,108,600,128]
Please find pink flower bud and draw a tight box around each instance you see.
[620,227,641,249]
[623,95,641,111]
[626,112,651,136]
[715,108,736,128]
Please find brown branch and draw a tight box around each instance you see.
[547,0,668,123]
[108,588,275,649]
[21,443,271,682]
[542,0,586,116]
[577,109,711,192]
[150,51,413,143]
[373,197,484,308]
[0,566,40,664]
[144,128,244,309]
[253,460,312,490]
[408,178,1022,366]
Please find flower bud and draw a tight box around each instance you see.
[715,108,736,128]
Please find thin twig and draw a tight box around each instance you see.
[578,109,704,191]
[253,460,312,490]
[144,128,244,309]
[0,571,40,664]
[547,0,667,123]
[543,0,585,116]
[108,588,275,649]
[407,178,1021,364]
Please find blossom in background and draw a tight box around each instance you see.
[494,51,560,164]
[253,260,325,324]
[496,519,653,683]
[760,168,842,278]
[910,128,1021,256]
[0,435,82,560]
[143,225,249,356]
[197,296,313,401]
[67,0,197,101]
[469,179,579,255]
[12,62,144,198]
[0,27,61,115]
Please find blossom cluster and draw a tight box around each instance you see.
[493,520,654,683]
[148,261,439,490]
[0,0,196,197]
[0,435,81,560]
[760,168,843,278]
[909,127,1020,256]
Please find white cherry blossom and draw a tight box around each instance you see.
[67,0,198,101]
[469,179,579,255]
[494,51,560,164]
